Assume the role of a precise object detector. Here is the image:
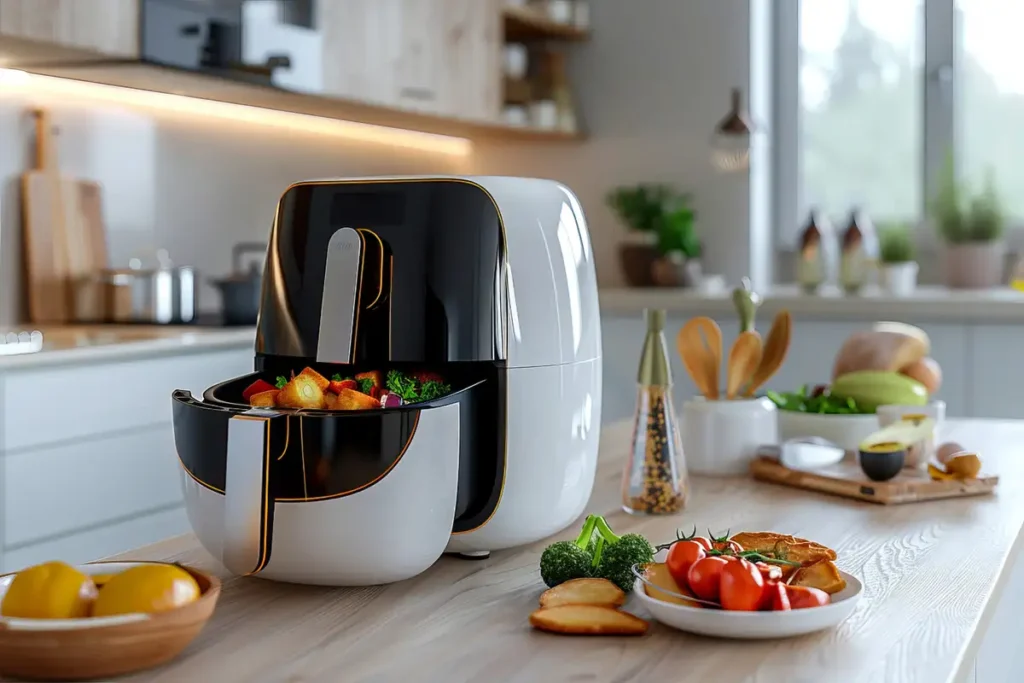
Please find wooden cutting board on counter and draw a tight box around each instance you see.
[21,109,108,323]
[751,456,999,505]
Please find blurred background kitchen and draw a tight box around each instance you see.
[0,0,1021,567]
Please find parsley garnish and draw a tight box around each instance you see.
[357,377,375,394]
[275,376,288,389]
[384,370,452,403]
[419,379,451,401]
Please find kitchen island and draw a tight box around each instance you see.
[107,419,1023,683]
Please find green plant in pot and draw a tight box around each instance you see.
[608,184,702,287]
[930,154,1007,288]
[877,222,917,296]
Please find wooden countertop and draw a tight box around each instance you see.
[109,419,1024,682]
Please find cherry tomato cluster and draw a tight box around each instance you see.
[665,535,830,612]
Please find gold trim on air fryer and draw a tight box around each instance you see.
[178,456,225,494]
[269,177,510,535]
[248,418,273,575]
[350,230,367,363]
[357,228,386,309]
[388,253,394,358]
[277,413,420,502]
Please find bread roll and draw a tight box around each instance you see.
[899,357,942,394]
[832,330,928,380]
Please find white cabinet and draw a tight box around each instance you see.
[968,325,1024,420]
[0,346,251,572]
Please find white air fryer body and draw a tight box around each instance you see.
[446,176,602,554]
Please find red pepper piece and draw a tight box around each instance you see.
[242,379,276,401]
[328,379,358,394]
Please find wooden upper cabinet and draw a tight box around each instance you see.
[319,0,499,122]
[0,0,139,58]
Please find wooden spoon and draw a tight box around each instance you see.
[676,317,723,400]
[744,310,792,397]
[726,331,762,400]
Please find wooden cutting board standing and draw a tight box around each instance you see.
[21,109,109,323]
[750,456,999,505]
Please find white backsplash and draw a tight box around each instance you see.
[0,89,471,325]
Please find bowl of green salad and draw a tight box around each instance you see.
[766,385,879,454]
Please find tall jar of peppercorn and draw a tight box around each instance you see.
[622,309,688,515]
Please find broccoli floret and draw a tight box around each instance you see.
[591,516,655,591]
[539,515,599,588]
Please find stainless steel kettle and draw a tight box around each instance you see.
[210,243,266,326]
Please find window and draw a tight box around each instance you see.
[958,0,1024,219]
[775,0,1023,241]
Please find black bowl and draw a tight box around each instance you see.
[858,448,906,482]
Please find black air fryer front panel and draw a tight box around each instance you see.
[256,180,505,364]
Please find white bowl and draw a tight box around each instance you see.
[776,411,879,453]
[633,570,863,639]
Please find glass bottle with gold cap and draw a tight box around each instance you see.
[622,309,688,515]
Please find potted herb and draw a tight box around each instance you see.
[607,184,702,287]
[930,155,1007,288]
[877,222,917,296]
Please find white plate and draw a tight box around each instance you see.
[0,562,159,631]
[633,566,863,639]
[777,411,879,453]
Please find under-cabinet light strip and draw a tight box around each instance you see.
[0,68,472,157]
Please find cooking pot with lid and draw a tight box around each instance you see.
[210,243,265,326]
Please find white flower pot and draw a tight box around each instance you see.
[881,262,918,296]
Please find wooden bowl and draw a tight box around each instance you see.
[0,561,220,681]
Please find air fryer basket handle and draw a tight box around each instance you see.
[223,414,275,575]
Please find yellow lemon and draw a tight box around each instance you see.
[91,573,116,588]
[92,564,200,617]
[1,561,98,619]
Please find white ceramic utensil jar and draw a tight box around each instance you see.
[682,397,778,476]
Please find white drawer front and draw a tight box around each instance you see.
[4,427,184,548]
[2,348,251,451]
[1,507,189,573]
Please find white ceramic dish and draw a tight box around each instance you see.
[777,411,878,454]
[633,570,863,639]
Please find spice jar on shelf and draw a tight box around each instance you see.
[622,309,688,515]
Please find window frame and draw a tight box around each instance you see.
[772,0,968,248]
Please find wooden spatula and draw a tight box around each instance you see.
[744,310,792,397]
[676,317,723,400]
[726,330,762,400]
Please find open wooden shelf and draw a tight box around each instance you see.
[502,5,590,42]
[12,59,584,145]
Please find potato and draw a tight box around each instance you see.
[249,390,279,408]
[297,367,330,391]
[899,357,942,395]
[790,560,847,595]
[539,578,625,609]
[642,563,702,607]
[331,388,381,411]
[529,605,648,636]
[276,376,326,410]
